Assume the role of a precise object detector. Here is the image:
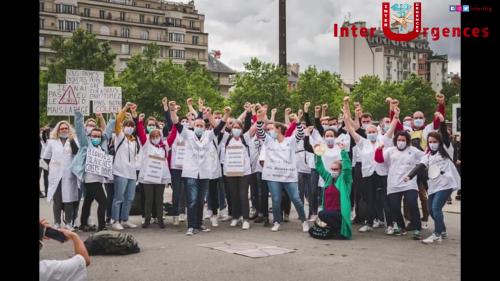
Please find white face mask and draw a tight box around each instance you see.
[232,128,242,137]
[151,137,161,145]
[362,123,370,130]
[367,133,377,142]
[215,119,221,126]
[397,141,407,150]
[403,121,412,128]
[331,171,340,178]
[322,125,329,131]
[124,126,134,135]
[325,137,335,147]
[414,119,424,128]
[429,143,439,151]
[181,121,188,126]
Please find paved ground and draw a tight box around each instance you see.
[39,188,460,281]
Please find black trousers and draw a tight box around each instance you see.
[352,163,363,218]
[318,210,342,233]
[143,183,165,220]
[282,190,291,216]
[222,173,233,216]
[105,183,114,220]
[249,172,269,217]
[360,173,389,225]
[139,183,157,219]
[225,176,250,220]
[208,178,222,215]
[80,182,107,229]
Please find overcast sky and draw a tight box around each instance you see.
[186,0,461,75]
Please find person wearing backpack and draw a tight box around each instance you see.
[71,110,115,232]
[220,106,255,230]
[136,113,171,229]
[43,121,80,231]
[110,102,140,231]
[172,105,229,236]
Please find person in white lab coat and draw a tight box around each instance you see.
[405,132,461,244]
[172,106,229,236]
[256,108,309,233]
[42,120,80,230]
[342,97,393,233]
[110,102,140,231]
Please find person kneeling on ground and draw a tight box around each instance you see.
[313,142,352,239]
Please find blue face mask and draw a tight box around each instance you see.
[232,128,242,137]
[269,131,278,139]
[367,133,378,142]
[414,119,424,128]
[91,137,101,146]
[194,127,204,137]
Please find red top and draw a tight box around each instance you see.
[324,184,341,211]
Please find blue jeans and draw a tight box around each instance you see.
[267,181,306,224]
[428,189,453,235]
[170,169,185,216]
[112,175,137,222]
[185,177,209,229]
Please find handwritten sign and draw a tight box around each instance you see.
[143,155,165,184]
[66,69,104,89]
[225,146,245,177]
[261,145,297,182]
[47,84,90,116]
[85,147,113,178]
[172,141,185,169]
[91,87,122,113]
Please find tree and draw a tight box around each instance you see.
[441,80,461,119]
[228,58,289,121]
[39,29,116,125]
[290,66,346,118]
[117,44,223,120]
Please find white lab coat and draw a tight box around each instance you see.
[382,146,426,195]
[220,132,252,176]
[180,127,218,179]
[43,139,80,203]
[137,138,171,184]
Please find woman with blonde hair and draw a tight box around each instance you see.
[42,120,80,230]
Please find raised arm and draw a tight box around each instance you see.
[304,102,313,127]
[284,108,291,125]
[339,148,353,185]
[243,103,252,134]
[103,114,115,141]
[115,102,133,134]
[314,105,324,136]
[436,112,451,147]
[162,98,173,135]
[434,93,446,129]
[167,125,178,147]
[186,98,197,117]
[342,97,361,144]
[314,154,331,182]
[384,106,400,139]
[74,110,88,148]
[270,108,277,123]
[136,113,147,145]
[213,107,230,136]
[256,108,269,144]
[321,103,328,119]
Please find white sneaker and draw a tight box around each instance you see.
[242,220,250,230]
[179,214,186,222]
[122,221,137,229]
[271,222,281,232]
[63,224,75,231]
[441,231,448,239]
[153,218,158,224]
[422,233,442,244]
[199,225,211,232]
[372,219,381,228]
[210,215,219,227]
[302,221,310,232]
[204,210,213,220]
[111,222,124,231]
[359,225,373,232]
[421,221,429,229]
[53,223,61,229]
[173,216,180,226]
[230,219,239,227]
[219,209,231,221]
[308,215,318,222]
[186,227,195,236]
[283,214,290,222]
[249,207,256,218]
[385,226,394,235]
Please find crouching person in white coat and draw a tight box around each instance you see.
[43,121,80,230]
[172,106,229,236]
[136,113,171,229]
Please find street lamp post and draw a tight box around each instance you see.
[279,0,287,74]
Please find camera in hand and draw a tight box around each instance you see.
[45,227,67,243]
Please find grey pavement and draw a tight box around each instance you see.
[39,188,460,281]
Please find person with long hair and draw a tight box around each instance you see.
[42,120,80,230]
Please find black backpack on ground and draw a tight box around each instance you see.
[84,231,140,255]
[308,221,335,240]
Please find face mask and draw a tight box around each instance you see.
[194,127,204,137]
[322,125,329,131]
[91,137,101,146]
[269,131,278,139]
[403,121,412,128]
[367,133,378,142]
[147,126,156,134]
[362,123,370,130]
[331,125,338,132]
[232,128,242,137]
[414,119,424,128]
[181,121,188,126]
[429,143,439,151]
[151,137,161,145]
[331,171,340,178]
[383,125,390,133]
[397,141,407,150]
[86,126,94,135]
[325,137,335,146]
[59,132,68,139]
[124,127,134,135]
[215,119,221,126]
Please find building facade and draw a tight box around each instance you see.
[207,51,236,98]
[339,21,448,92]
[39,0,208,72]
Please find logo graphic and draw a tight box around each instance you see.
[58,85,78,105]
[449,5,456,12]
[382,2,421,41]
